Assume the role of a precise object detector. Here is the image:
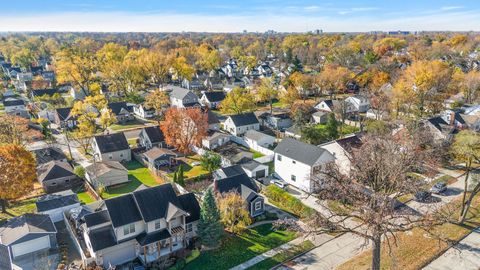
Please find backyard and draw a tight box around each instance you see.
[101,160,162,199]
[167,155,210,181]
[183,224,298,270]
[0,198,37,223]
[110,119,146,131]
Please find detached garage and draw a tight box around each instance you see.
[36,190,81,222]
[0,214,57,259]
[240,160,269,179]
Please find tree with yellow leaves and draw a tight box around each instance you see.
[217,192,252,234]
[0,144,36,212]
[316,65,354,98]
[219,87,256,115]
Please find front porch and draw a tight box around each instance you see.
[137,226,187,265]
[137,239,185,265]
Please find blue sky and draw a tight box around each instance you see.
[1,0,479,32]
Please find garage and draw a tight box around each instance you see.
[255,169,266,178]
[36,191,81,223]
[11,235,51,258]
[101,243,136,267]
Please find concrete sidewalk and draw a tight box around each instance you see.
[423,229,480,270]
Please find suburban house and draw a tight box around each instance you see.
[213,166,265,217]
[257,111,293,131]
[54,107,77,129]
[138,126,166,150]
[274,138,335,192]
[78,184,200,267]
[169,87,200,108]
[207,110,220,130]
[31,147,68,166]
[345,95,370,113]
[199,91,226,109]
[0,244,13,270]
[366,109,387,120]
[312,111,329,124]
[320,134,363,175]
[2,98,29,118]
[425,110,470,141]
[85,161,129,188]
[202,131,231,150]
[0,214,57,260]
[204,77,224,90]
[240,160,269,179]
[314,100,339,112]
[36,190,81,222]
[142,147,179,170]
[244,130,275,152]
[223,112,260,136]
[215,142,254,166]
[92,133,132,162]
[133,104,155,119]
[107,102,134,123]
[182,77,205,91]
[37,160,81,193]
[70,87,89,100]
[30,88,60,99]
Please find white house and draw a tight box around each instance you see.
[36,190,81,222]
[345,95,370,113]
[92,133,131,162]
[3,98,29,118]
[199,91,226,109]
[244,130,275,152]
[274,138,335,192]
[133,104,155,119]
[366,109,387,120]
[169,86,199,108]
[223,112,260,136]
[314,100,338,112]
[320,134,362,175]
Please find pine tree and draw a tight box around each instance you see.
[172,171,177,183]
[325,113,339,140]
[177,165,185,186]
[198,188,224,248]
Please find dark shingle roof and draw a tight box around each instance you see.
[207,110,220,125]
[36,190,79,212]
[203,91,226,103]
[84,210,111,228]
[229,112,259,127]
[177,193,201,223]
[215,165,246,179]
[274,138,327,166]
[0,214,56,245]
[108,102,131,115]
[94,133,130,153]
[31,147,67,165]
[0,244,12,270]
[427,116,449,131]
[3,98,24,107]
[215,173,259,194]
[336,134,363,152]
[32,88,59,97]
[55,107,74,121]
[88,226,117,251]
[104,194,142,228]
[37,161,75,183]
[132,184,180,223]
[136,229,171,246]
[143,126,165,144]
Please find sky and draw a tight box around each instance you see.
[0,0,480,32]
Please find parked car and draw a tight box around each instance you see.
[414,191,432,202]
[273,179,288,189]
[430,182,447,194]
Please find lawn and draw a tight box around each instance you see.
[247,240,314,270]
[167,155,210,180]
[249,149,265,159]
[337,195,480,270]
[314,123,360,137]
[263,185,315,219]
[183,224,298,270]
[101,161,161,199]
[76,191,96,204]
[110,120,145,131]
[0,198,37,223]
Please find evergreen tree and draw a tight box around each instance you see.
[198,188,224,248]
[325,113,339,140]
[177,165,185,186]
[172,170,177,183]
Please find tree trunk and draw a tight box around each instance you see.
[371,235,381,270]
[460,160,471,217]
[1,199,7,213]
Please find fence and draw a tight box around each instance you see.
[230,135,275,156]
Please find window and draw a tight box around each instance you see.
[291,175,296,182]
[254,201,262,211]
[292,160,296,164]
[123,223,135,235]
[108,154,113,160]
[277,155,282,161]
[154,219,161,230]
[50,182,57,186]
[120,153,123,158]
[186,223,193,233]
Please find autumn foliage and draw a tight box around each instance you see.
[160,107,208,154]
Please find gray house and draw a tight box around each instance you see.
[85,161,129,188]
[92,133,132,162]
[138,126,165,150]
[169,87,200,108]
[214,166,265,218]
[36,190,81,222]
[258,112,293,131]
[37,160,81,193]
[0,214,57,259]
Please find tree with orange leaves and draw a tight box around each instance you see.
[0,144,37,212]
[0,115,43,146]
[160,107,208,154]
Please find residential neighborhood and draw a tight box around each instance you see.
[1,2,480,270]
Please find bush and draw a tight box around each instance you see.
[263,185,315,219]
[74,166,86,179]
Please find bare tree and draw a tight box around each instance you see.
[277,130,443,270]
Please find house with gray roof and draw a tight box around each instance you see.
[223,112,260,136]
[274,138,335,192]
[37,160,81,193]
[92,132,131,162]
[0,214,57,259]
[36,190,81,222]
[169,87,199,108]
[85,161,129,188]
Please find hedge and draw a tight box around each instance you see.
[263,185,315,219]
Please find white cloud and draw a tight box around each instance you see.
[0,10,479,33]
[441,6,463,11]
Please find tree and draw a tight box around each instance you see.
[176,165,185,187]
[325,113,339,140]
[160,107,208,154]
[196,43,221,72]
[144,90,170,123]
[278,131,441,270]
[291,103,314,127]
[219,87,256,115]
[198,188,224,248]
[0,144,36,212]
[301,126,329,145]
[0,115,42,146]
[200,151,222,173]
[256,77,277,113]
[457,70,480,104]
[280,86,300,109]
[217,192,252,234]
[451,130,480,223]
[316,65,354,98]
[74,166,86,179]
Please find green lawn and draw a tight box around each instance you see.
[247,240,314,270]
[110,120,145,131]
[314,123,360,137]
[183,224,298,270]
[76,191,96,204]
[249,149,265,159]
[167,155,210,180]
[101,161,160,199]
[0,198,37,223]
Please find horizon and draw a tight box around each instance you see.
[0,0,480,32]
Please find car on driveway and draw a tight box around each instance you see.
[430,182,447,194]
[273,179,288,189]
[414,191,432,202]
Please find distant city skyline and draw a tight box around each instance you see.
[0,0,479,32]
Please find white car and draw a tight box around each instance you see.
[191,161,201,166]
[273,179,288,189]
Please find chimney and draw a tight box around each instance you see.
[450,111,455,126]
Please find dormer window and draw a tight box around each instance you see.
[123,223,135,235]
[154,219,161,230]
